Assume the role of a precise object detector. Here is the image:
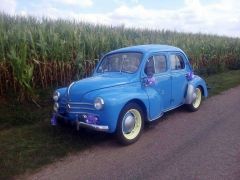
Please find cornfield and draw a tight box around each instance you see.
[0,13,240,101]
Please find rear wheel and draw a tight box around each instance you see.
[187,87,202,112]
[116,103,144,145]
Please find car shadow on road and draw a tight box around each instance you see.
[54,105,189,148]
[54,120,118,148]
[144,105,187,132]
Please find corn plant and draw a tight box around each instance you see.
[0,13,240,101]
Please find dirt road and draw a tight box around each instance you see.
[26,86,240,180]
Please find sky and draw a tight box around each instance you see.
[1,0,240,37]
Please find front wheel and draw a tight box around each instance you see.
[116,103,144,145]
[187,87,202,112]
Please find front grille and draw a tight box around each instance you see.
[68,102,95,111]
[59,98,95,114]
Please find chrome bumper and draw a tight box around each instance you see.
[56,113,109,132]
[76,121,109,132]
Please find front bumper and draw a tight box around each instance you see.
[55,113,109,132]
[76,121,109,132]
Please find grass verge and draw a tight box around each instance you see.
[205,70,240,96]
[1,70,240,179]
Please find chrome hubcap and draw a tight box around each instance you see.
[122,109,142,140]
[123,112,135,134]
[193,88,201,108]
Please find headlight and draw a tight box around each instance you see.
[53,102,59,112]
[94,97,104,110]
[53,91,60,101]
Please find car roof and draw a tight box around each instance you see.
[108,44,184,54]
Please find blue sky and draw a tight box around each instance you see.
[1,0,240,37]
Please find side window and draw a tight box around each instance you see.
[170,54,185,70]
[144,56,155,76]
[145,54,167,76]
[154,55,167,73]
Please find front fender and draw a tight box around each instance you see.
[56,87,67,100]
[83,82,149,133]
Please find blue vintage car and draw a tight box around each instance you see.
[52,44,208,145]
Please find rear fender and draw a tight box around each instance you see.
[185,75,208,104]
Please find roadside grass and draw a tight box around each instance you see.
[204,70,240,96]
[0,97,110,179]
[0,70,240,179]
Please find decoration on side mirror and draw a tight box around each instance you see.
[186,71,195,81]
[144,76,156,86]
[147,76,156,85]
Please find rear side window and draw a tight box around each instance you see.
[170,54,185,70]
[154,55,167,73]
[144,54,167,76]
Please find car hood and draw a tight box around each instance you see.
[67,73,136,101]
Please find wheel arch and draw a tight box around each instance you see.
[195,83,208,97]
[192,75,208,97]
[124,99,148,122]
[197,85,204,95]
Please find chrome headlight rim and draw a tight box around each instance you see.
[53,102,59,112]
[94,97,104,110]
[53,91,60,101]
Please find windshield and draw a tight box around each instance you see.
[97,52,142,73]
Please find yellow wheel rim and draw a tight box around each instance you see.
[122,109,142,140]
[193,88,201,108]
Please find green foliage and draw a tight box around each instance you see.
[8,47,34,101]
[0,13,240,101]
[205,70,240,96]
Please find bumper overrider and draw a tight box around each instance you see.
[52,112,109,132]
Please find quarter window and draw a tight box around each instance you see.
[170,54,185,70]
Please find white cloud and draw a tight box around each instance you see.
[107,0,240,37]
[56,0,93,8]
[1,0,240,37]
[0,0,17,14]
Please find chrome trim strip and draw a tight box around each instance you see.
[67,82,75,97]
[67,111,99,116]
[69,107,95,110]
[164,103,184,112]
[69,102,93,106]
[148,113,164,121]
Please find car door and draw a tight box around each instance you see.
[143,53,172,120]
[169,52,188,108]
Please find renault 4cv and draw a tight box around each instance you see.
[51,45,208,145]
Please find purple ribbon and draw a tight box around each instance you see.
[186,71,195,81]
[86,114,98,124]
[51,113,57,126]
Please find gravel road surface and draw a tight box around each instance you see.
[25,86,240,180]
